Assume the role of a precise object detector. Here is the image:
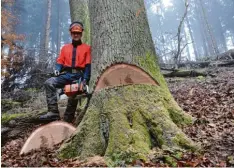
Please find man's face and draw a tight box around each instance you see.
[71,32,82,41]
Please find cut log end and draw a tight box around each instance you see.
[94,64,159,92]
[20,121,76,155]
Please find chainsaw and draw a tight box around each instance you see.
[46,72,92,99]
[63,78,90,99]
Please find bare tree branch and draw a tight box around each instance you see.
[174,0,189,69]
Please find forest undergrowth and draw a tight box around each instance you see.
[1,67,234,167]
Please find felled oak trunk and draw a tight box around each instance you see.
[59,0,197,162]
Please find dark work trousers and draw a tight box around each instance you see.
[44,72,83,119]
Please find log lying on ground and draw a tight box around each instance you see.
[218,49,234,60]
[160,60,234,70]
[214,60,234,67]
[160,62,210,69]
[163,70,207,78]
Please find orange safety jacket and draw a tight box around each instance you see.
[57,43,91,68]
[57,43,91,79]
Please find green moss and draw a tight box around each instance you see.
[1,108,47,125]
[196,75,205,80]
[1,113,27,124]
[59,103,106,159]
[227,156,234,165]
[164,155,177,167]
[1,99,21,111]
[106,149,139,166]
[135,52,169,91]
[168,108,193,127]
[173,151,183,160]
[173,134,198,152]
[132,111,151,151]
[59,142,79,159]
[149,125,164,147]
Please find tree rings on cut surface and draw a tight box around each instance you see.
[95,63,159,91]
[20,121,76,155]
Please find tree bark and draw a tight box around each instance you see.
[185,15,198,60]
[69,0,90,44]
[44,0,51,55]
[199,0,219,58]
[194,0,210,57]
[174,0,189,69]
[57,0,61,54]
[183,24,191,61]
[217,17,228,52]
[59,0,197,163]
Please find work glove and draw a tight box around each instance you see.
[54,70,60,76]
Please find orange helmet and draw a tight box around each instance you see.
[69,21,84,33]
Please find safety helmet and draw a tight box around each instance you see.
[69,21,84,33]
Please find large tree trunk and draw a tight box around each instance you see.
[185,15,198,60]
[199,0,219,58]
[40,0,51,69]
[56,0,61,54]
[59,0,197,163]
[44,0,51,55]
[174,0,189,69]
[183,25,191,61]
[69,0,90,44]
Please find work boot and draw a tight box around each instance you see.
[39,112,60,121]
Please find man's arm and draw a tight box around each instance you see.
[83,46,91,83]
[56,46,65,72]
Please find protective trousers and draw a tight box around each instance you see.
[44,73,82,120]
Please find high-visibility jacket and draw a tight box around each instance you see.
[57,43,91,68]
[56,43,91,80]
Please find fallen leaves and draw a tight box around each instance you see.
[168,67,234,166]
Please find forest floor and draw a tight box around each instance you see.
[1,67,234,167]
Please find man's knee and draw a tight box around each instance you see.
[44,77,56,89]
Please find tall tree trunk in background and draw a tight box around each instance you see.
[69,0,90,44]
[183,24,191,61]
[199,0,219,58]
[195,1,210,57]
[57,0,61,55]
[59,0,197,163]
[43,0,51,60]
[217,17,228,52]
[201,32,209,57]
[185,16,198,60]
[232,31,234,45]
[174,0,189,69]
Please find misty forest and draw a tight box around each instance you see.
[1,0,234,167]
